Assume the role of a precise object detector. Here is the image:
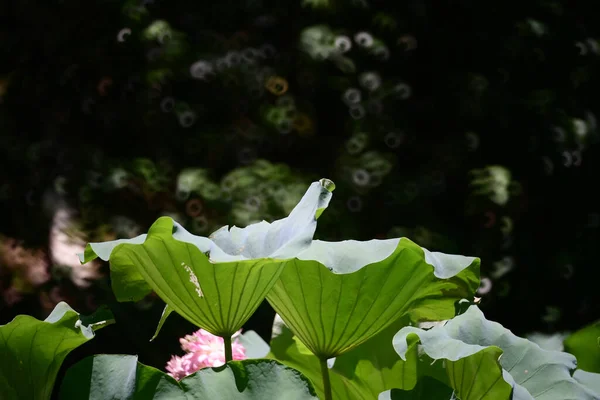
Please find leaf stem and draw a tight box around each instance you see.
[224,335,233,362]
[320,358,333,400]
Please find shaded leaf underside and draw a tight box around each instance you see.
[268,238,479,358]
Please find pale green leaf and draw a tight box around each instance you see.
[393,306,599,400]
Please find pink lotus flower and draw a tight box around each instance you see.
[166,329,246,380]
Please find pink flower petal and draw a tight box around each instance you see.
[166,328,247,380]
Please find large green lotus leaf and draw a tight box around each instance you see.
[267,238,479,358]
[59,354,318,400]
[0,302,114,400]
[79,180,334,337]
[564,321,600,373]
[393,306,600,400]
[84,217,282,337]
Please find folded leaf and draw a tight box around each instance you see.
[267,238,479,358]
[59,355,318,399]
[0,302,114,400]
[79,180,334,338]
[393,306,600,400]
[208,178,334,262]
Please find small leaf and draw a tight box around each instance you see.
[0,302,113,400]
[393,306,598,400]
[59,355,319,400]
[80,304,116,332]
[267,238,479,358]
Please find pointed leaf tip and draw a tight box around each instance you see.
[319,178,335,192]
[147,216,176,236]
[78,243,99,264]
[150,304,174,342]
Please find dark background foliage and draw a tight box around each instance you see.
[0,0,599,392]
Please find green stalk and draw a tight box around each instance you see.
[320,358,332,400]
[224,335,233,362]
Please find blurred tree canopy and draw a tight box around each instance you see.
[1,0,599,372]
